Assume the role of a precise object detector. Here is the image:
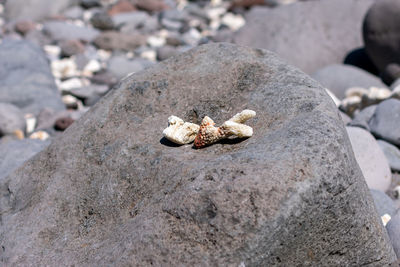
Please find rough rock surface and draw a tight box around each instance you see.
[234,0,375,73]
[0,43,395,266]
[311,64,387,99]
[0,39,65,115]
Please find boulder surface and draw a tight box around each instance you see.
[0,43,395,266]
[234,0,375,73]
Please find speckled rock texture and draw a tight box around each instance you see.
[0,43,395,266]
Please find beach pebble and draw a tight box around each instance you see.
[0,103,26,137]
[346,126,392,192]
[377,140,400,172]
[369,99,400,146]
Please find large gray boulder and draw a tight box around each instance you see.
[0,43,395,265]
[4,0,77,22]
[0,40,65,115]
[234,0,376,73]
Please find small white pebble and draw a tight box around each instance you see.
[140,50,157,62]
[24,114,36,134]
[83,59,102,76]
[44,45,61,58]
[51,58,78,79]
[381,214,391,226]
[30,131,50,141]
[147,36,166,48]
[97,49,112,61]
[59,78,90,91]
[221,13,245,31]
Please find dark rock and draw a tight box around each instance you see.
[80,0,101,9]
[311,64,387,99]
[378,140,400,172]
[0,103,26,136]
[54,117,74,131]
[90,71,119,87]
[107,55,154,79]
[84,94,103,106]
[369,99,400,146]
[90,12,115,30]
[43,21,100,43]
[132,0,169,12]
[165,33,184,46]
[4,0,76,22]
[234,0,376,73]
[211,28,234,43]
[370,189,397,217]
[386,209,400,258]
[348,105,377,131]
[108,0,137,16]
[93,31,146,51]
[60,39,85,57]
[346,126,392,192]
[0,43,395,265]
[0,40,65,115]
[14,21,36,36]
[363,0,400,72]
[381,63,400,86]
[156,45,179,61]
[0,139,50,181]
[343,47,379,75]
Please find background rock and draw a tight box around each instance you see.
[386,209,400,258]
[0,39,65,115]
[348,105,377,131]
[4,0,77,22]
[43,21,100,43]
[363,0,400,72]
[0,103,26,136]
[0,43,395,266]
[93,31,146,51]
[370,189,396,217]
[377,140,400,172]
[0,139,50,181]
[107,55,153,79]
[346,126,392,192]
[311,64,387,99]
[369,99,400,146]
[234,0,375,73]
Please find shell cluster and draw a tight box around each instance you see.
[163,109,256,148]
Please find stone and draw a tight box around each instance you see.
[68,85,109,100]
[112,11,150,31]
[377,140,400,172]
[0,43,395,265]
[311,64,387,100]
[14,20,36,35]
[363,0,400,72]
[369,99,400,146]
[0,139,50,182]
[93,31,146,51]
[370,189,397,217]
[386,210,400,258]
[391,78,400,91]
[43,21,100,43]
[348,105,377,131]
[54,116,74,131]
[0,40,65,115]
[63,6,84,20]
[0,103,26,136]
[80,0,101,9]
[343,48,379,76]
[346,126,392,192]
[381,63,400,86]
[90,12,115,30]
[132,0,169,12]
[4,0,76,22]
[234,0,376,73]
[60,39,85,57]
[90,71,118,87]
[107,55,153,79]
[156,45,179,61]
[108,0,137,16]
[340,111,351,125]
